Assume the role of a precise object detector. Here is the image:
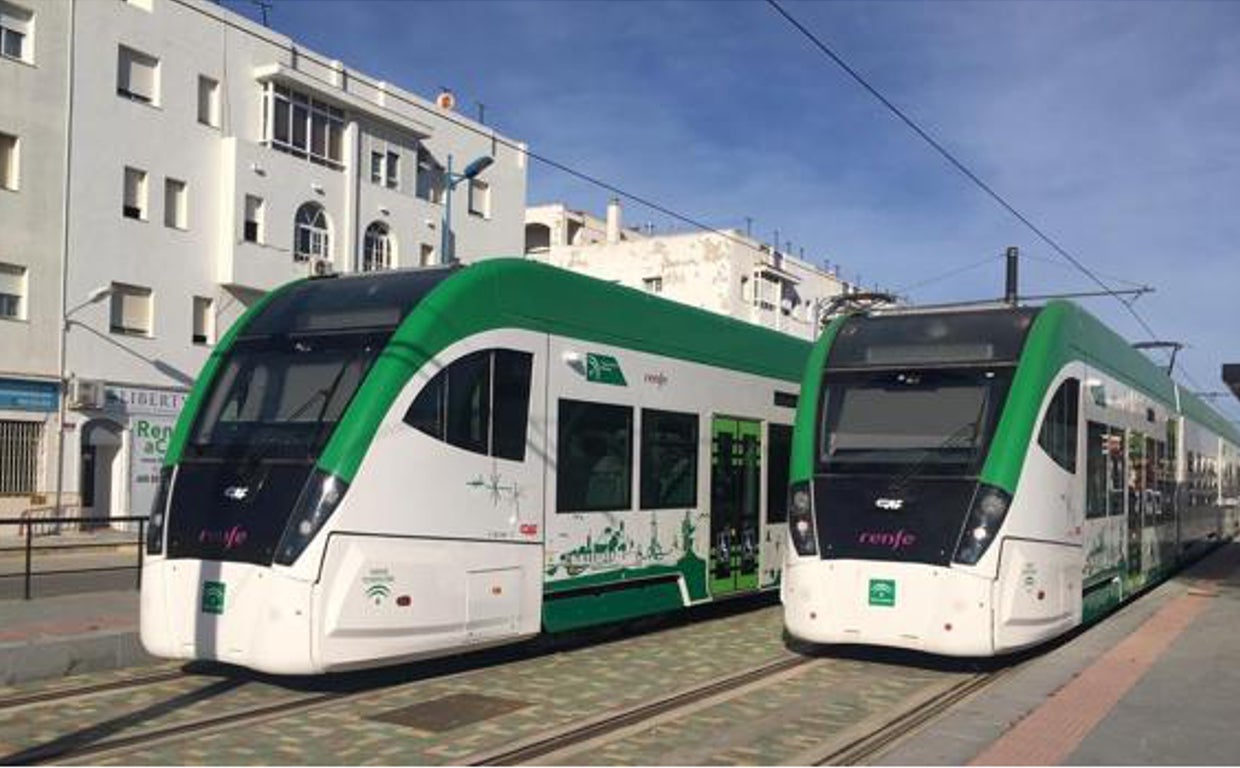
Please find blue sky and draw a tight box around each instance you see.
[225,0,1240,421]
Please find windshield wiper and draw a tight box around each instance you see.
[884,421,981,493]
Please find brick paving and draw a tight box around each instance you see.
[0,601,968,766]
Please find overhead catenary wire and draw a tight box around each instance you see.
[763,0,1214,380]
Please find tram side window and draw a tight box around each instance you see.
[767,424,793,524]
[640,409,698,510]
[1037,378,1079,473]
[492,351,534,461]
[446,351,491,454]
[403,348,533,460]
[1087,422,1126,519]
[558,399,632,512]
[1086,422,1108,519]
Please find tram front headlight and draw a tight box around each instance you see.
[953,483,1011,566]
[275,469,349,566]
[145,466,173,556]
[788,480,819,557]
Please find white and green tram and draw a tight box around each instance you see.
[783,301,1240,656]
[141,260,810,674]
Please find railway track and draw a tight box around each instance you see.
[0,668,186,713]
[2,684,354,766]
[463,654,1009,766]
[800,669,1007,765]
[465,653,815,765]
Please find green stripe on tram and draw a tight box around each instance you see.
[319,259,810,483]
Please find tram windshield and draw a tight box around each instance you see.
[184,267,453,463]
[188,332,385,460]
[818,368,1013,477]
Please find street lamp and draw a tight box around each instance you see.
[439,153,494,265]
[54,284,113,517]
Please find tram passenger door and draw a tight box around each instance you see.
[710,417,761,596]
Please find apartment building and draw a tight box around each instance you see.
[526,201,858,341]
[0,0,528,524]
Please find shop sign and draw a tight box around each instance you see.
[0,378,58,412]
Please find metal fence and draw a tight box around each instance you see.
[0,420,42,495]
[0,514,148,600]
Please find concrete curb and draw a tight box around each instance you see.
[0,630,156,686]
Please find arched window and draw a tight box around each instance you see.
[293,202,329,262]
[363,221,394,272]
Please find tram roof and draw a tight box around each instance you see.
[313,258,811,481]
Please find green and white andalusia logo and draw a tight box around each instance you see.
[201,580,226,615]
[868,578,896,607]
[586,353,627,386]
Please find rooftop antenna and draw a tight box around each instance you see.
[250,0,272,27]
[475,101,487,125]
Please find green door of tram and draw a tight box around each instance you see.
[710,416,762,596]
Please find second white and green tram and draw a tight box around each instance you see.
[783,301,1240,656]
[140,259,809,674]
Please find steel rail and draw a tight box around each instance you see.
[463,654,814,766]
[4,687,353,766]
[0,668,186,713]
[806,669,1009,766]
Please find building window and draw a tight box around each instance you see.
[419,243,435,266]
[0,262,26,320]
[640,409,698,510]
[369,150,383,184]
[416,146,444,203]
[197,75,219,127]
[163,177,187,229]
[192,296,214,345]
[467,178,490,218]
[109,282,153,337]
[0,2,32,64]
[402,349,533,461]
[1038,377,1080,473]
[243,194,264,243]
[557,398,633,512]
[117,45,159,106]
[385,150,399,189]
[753,270,781,311]
[293,202,329,262]
[264,83,344,169]
[642,276,663,294]
[122,166,147,220]
[0,420,41,495]
[0,131,17,191]
[362,221,393,271]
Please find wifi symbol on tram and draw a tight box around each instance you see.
[365,583,391,604]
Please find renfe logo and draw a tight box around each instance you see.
[198,525,249,550]
[858,529,917,551]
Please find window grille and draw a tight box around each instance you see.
[0,419,41,495]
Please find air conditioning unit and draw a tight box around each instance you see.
[68,379,106,411]
[309,257,335,278]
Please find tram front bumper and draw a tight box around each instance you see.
[140,559,319,674]
[782,558,995,656]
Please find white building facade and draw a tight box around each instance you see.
[526,201,856,342]
[0,0,527,524]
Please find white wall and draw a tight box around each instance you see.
[0,0,529,513]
